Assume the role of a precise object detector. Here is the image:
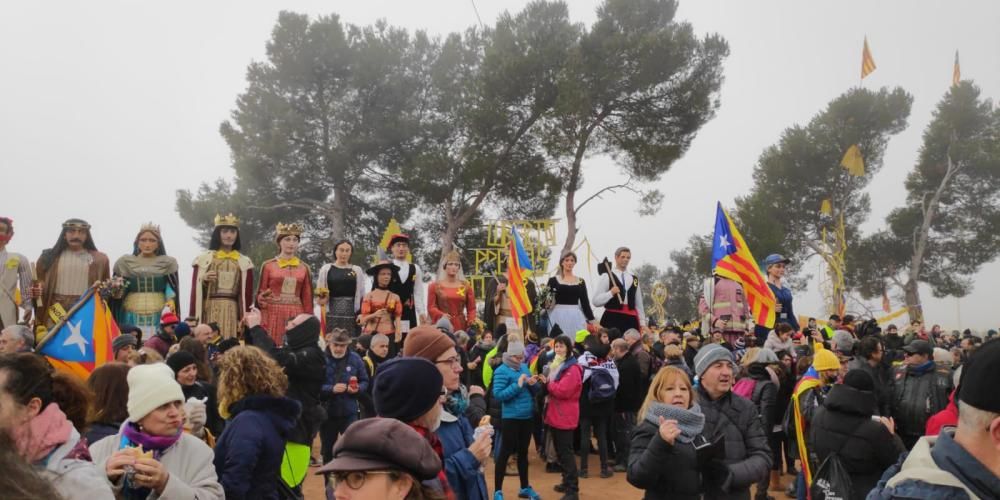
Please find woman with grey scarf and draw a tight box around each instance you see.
[627,366,707,500]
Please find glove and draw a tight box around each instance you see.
[184,397,208,438]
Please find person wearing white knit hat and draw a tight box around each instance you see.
[89,363,224,499]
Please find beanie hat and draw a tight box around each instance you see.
[843,369,875,392]
[812,349,841,372]
[958,339,1000,413]
[112,334,138,354]
[126,363,185,422]
[434,317,453,335]
[160,310,180,326]
[166,351,198,375]
[174,322,191,339]
[506,341,525,357]
[373,357,444,422]
[693,343,734,377]
[402,325,455,362]
[755,348,780,364]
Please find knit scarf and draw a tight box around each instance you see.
[501,351,522,371]
[13,403,73,464]
[549,354,566,378]
[444,386,469,416]
[409,424,456,500]
[643,402,706,444]
[120,421,182,460]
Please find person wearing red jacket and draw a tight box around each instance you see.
[926,387,959,436]
[542,335,584,500]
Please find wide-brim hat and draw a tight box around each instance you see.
[366,260,400,276]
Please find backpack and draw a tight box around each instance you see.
[587,367,617,402]
[810,447,853,500]
[732,378,757,399]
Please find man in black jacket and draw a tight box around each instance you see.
[892,339,953,449]
[847,335,894,417]
[245,309,326,459]
[693,344,772,499]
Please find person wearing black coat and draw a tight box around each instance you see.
[613,342,645,472]
[740,360,779,500]
[808,370,905,500]
[245,313,326,448]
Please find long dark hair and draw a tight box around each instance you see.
[0,353,92,433]
[333,239,353,256]
[40,222,98,269]
[132,229,167,256]
[209,225,241,251]
[86,362,130,425]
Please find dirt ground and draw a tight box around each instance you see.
[301,438,789,499]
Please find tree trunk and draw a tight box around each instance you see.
[329,186,348,240]
[562,185,577,256]
[903,279,923,323]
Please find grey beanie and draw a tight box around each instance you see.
[694,343,734,377]
[755,348,780,364]
[506,341,525,357]
[435,316,453,335]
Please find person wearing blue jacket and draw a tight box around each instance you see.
[213,346,302,500]
[319,328,370,467]
[491,340,541,500]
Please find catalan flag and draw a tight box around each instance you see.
[711,203,777,328]
[861,36,877,79]
[952,50,961,87]
[37,288,120,378]
[791,366,822,487]
[506,226,533,323]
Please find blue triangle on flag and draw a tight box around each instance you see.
[39,295,96,362]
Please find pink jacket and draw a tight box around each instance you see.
[544,363,583,430]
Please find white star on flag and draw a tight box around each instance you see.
[63,319,89,356]
[719,234,732,250]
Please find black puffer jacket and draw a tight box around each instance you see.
[627,419,701,500]
[697,386,772,500]
[614,350,644,413]
[809,384,905,499]
[743,364,779,431]
[247,318,326,445]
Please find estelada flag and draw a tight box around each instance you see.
[506,226,534,322]
[711,203,777,328]
[38,288,120,378]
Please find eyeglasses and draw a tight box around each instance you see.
[329,471,395,490]
[435,356,462,368]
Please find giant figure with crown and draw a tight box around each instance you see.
[190,214,254,339]
[257,222,313,344]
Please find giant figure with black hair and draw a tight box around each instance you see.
[111,223,181,338]
[190,214,254,339]
[33,218,110,331]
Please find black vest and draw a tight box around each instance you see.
[389,263,417,313]
[605,271,638,310]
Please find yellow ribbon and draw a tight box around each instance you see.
[277,257,301,268]
[214,250,240,261]
[457,286,466,297]
[6,257,18,270]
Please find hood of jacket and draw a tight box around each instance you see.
[229,395,302,436]
[285,316,321,350]
[823,384,877,417]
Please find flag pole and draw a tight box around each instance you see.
[35,285,99,352]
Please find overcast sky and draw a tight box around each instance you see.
[2,0,998,330]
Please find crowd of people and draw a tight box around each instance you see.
[0,216,998,500]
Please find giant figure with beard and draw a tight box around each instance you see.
[33,218,110,331]
[190,214,254,340]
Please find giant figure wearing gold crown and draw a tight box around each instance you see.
[33,218,111,331]
[110,223,180,339]
[190,214,254,339]
[257,222,313,344]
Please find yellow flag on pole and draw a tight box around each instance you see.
[861,37,877,79]
[376,218,411,264]
[952,51,961,87]
[820,199,832,215]
[841,145,865,176]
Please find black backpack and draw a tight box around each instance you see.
[587,367,617,402]
[810,440,853,500]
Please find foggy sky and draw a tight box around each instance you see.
[2,0,998,329]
